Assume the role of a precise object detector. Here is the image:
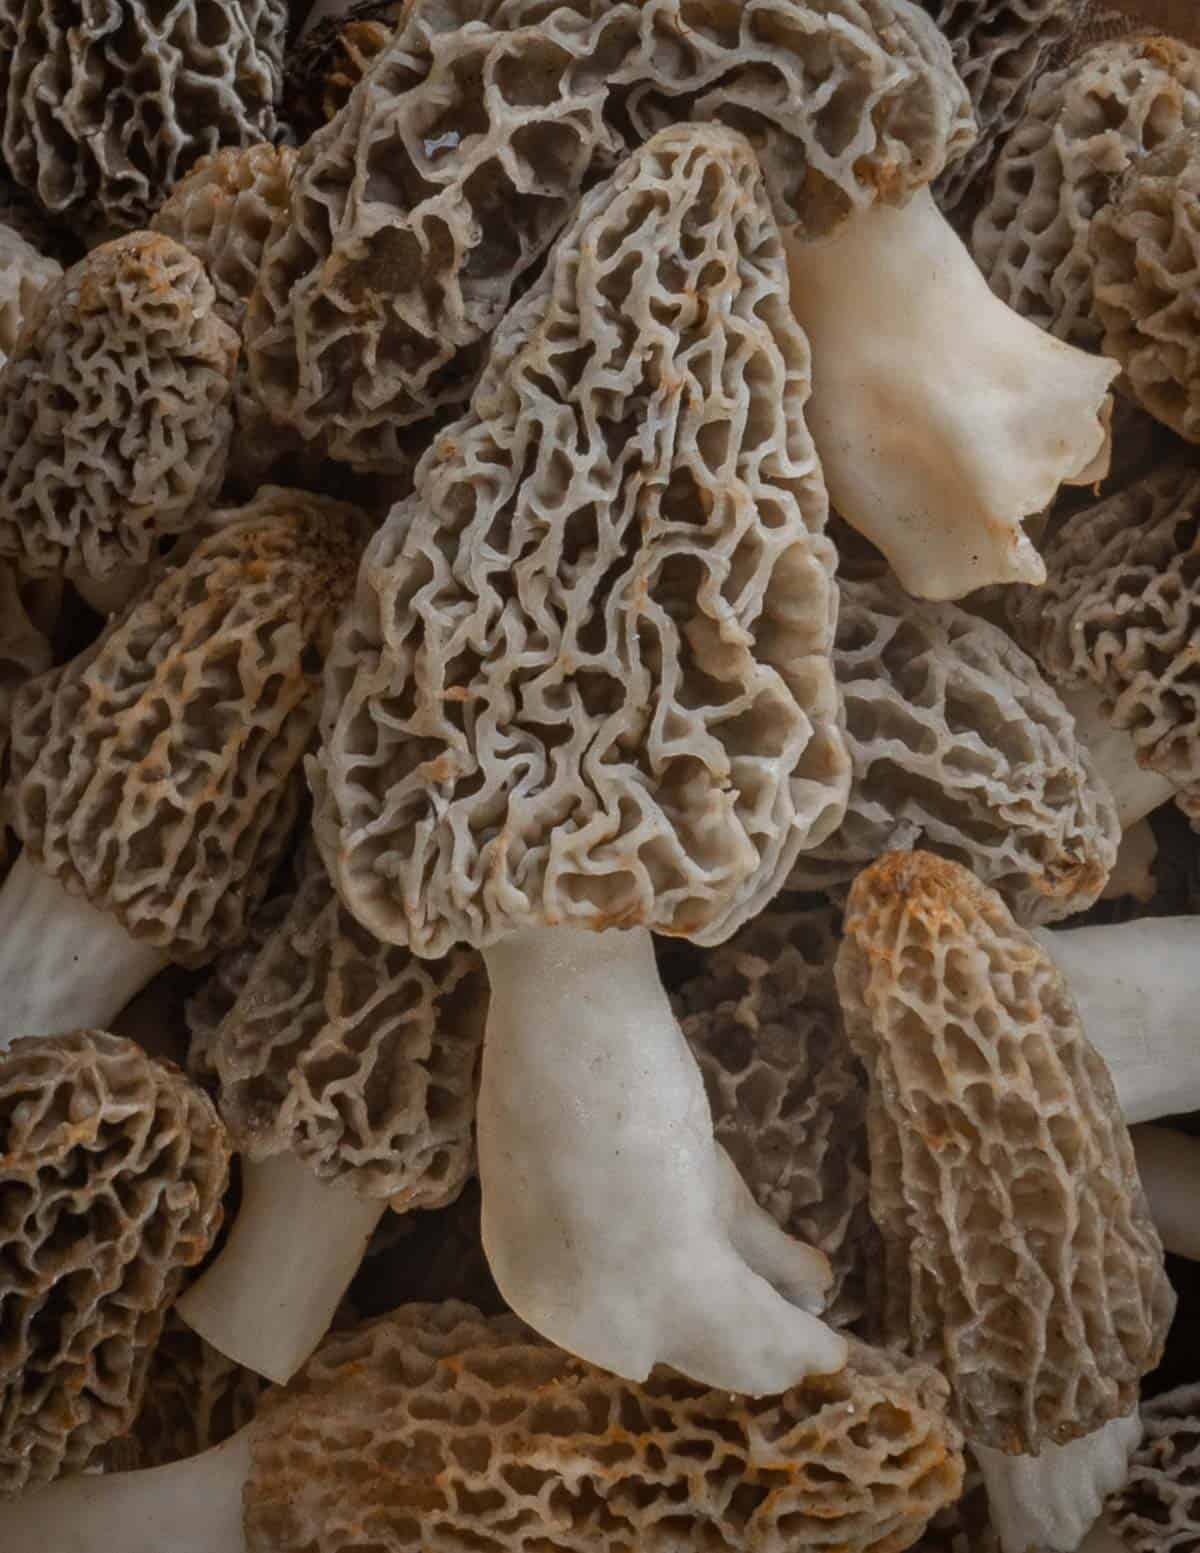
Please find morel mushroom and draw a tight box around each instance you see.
[1089,129,1200,443]
[177,854,488,1383]
[2,1300,965,1553]
[972,33,1200,349]
[0,0,287,234]
[0,486,367,1048]
[919,0,1082,212]
[786,575,1120,922]
[672,904,875,1329]
[1005,457,1200,824]
[315,123,852,1393]
[0,1030,229,1496]
[1106,1382,1200,1552]
[0,233,239,582]
[836,851,1174,1553]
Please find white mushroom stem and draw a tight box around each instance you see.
[0,852,168,1049]
[0,1426,252,1553]
[1034,918,1200,1123]
[176,1152,384,1384]
[783,187,1116,601]
[477,924,847,1395]
[974,1409,1142,1553]
[1059,685,1177,829]
[1132,1125,1200,1260]
[1100,816,1157,902]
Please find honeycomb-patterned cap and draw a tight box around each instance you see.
[244,1301,965,1553]
[836,850,1175,1453]
[8,487,369,966]
[313,122,849,955]
[0,233,239,580]
[0,1030,230,1496]
[248,0,972,472]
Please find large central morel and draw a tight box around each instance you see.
[315,123,852,1393]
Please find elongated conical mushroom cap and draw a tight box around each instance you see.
[672,904,876,1328]
[787,575,1120,923]
[244,1301,965,1553]
[314,122,850,956]
[0,1030,230,1496]
[1004,457,1200,816]
[248,0,972,470]
[0,0,286,232]
[0,233,239,580]
[972,33,1200,347]
[836,850,1174,1454]
[213,854,486,1204]
[8,487,369,967]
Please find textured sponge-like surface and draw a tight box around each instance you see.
[787,576,1119,924]
[1109,1383,1200,1553]
[248,0,971,471]
[213,858,486,1204]
[836,851,1174,1453]
[245,1301,964,1553]
[9,488,367,965]
[315,125,848,955]
[0,1031,229,1496]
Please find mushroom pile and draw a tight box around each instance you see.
[0,1,1197,1551]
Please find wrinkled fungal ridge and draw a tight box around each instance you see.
[837,852,1174,1452]
[316,125,848,954]
[788,576,1119,923]
[248,0,973,468]
[8,489,368,964]
[214,859,486,1202]
[0,1031,229,1496]
[1109,1383,1200,1553]
[244,1301,964,1553]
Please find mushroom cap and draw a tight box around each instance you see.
[787,575,1120,925]
[1089,129,1200,442]
[671,904,876,1328]
[836,850,1175,1453]
[247,0,972,471]
[0,232,240,580]
[0,0,287,232]
[0,1030,230,1496]
[8,487,369,966]
[0,218,60,361]
[314,123,849,956]
[971,33,1200,347]
[213,855,487,1205]
[151,144,299,334]
[97,1313,265,1473]
[245,1301,964,1553]
[1108,1382,1200,1552]
[921,0,1080,212]
[1004,456,1200,808]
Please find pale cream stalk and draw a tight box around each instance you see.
[1100,816,1157,902]
[0,1427,252,1553]
[1059,685,1177,829]
[478,924,846,1395]
[784,188,1116,601]
[0,852,168,1048]
[177,1153,384,1384]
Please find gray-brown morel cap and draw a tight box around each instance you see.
[788,574,1120,924]
[244,1301,964,1553]
[0,233,239,580]
[836,850,1175,1453]
[1108,1382,1200,1553]
[971,32,1200,348]
[247,0,973,472]
[212,854,486,1205]
[1004,457,1200,820]
[7,487,369,968]
[0,0,286,233]
[672,904,876,1329]
[0,1030,230,1496]
[313,122,850,956]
